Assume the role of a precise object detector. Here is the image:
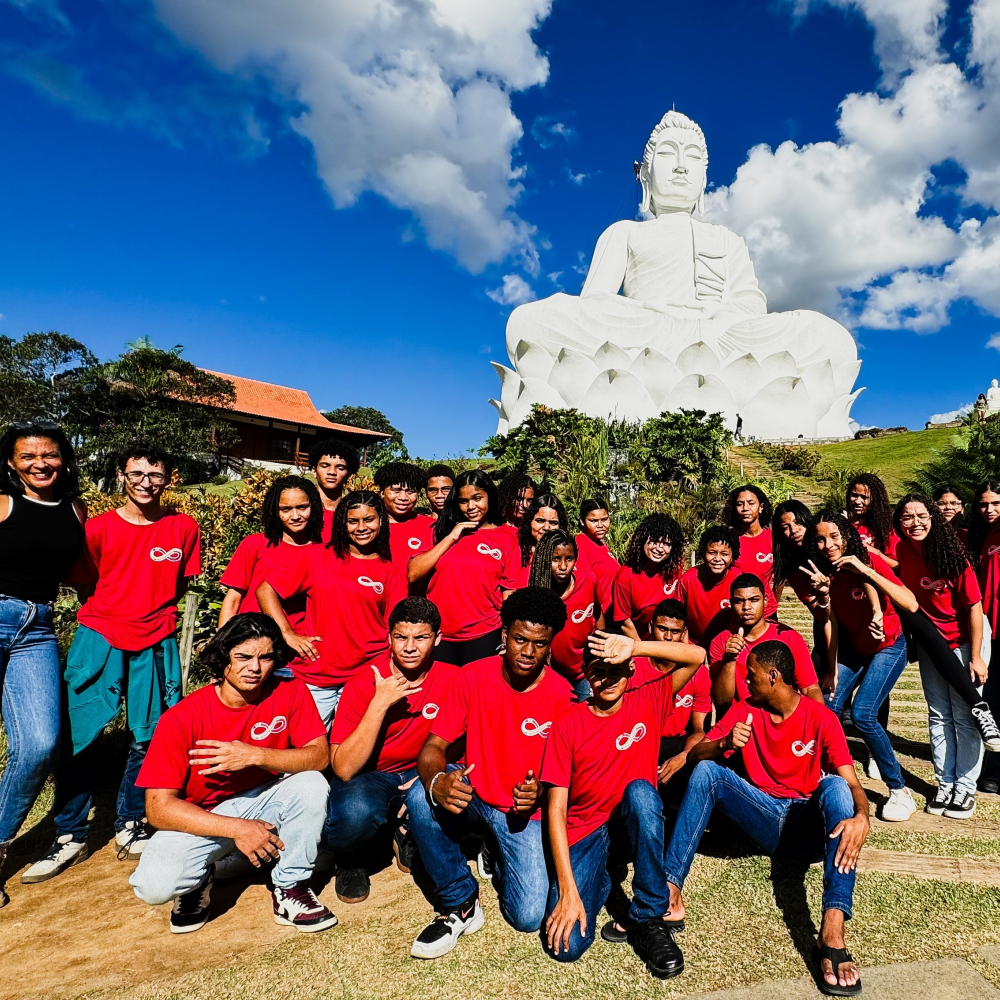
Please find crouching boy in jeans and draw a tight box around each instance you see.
[130,613,336,934]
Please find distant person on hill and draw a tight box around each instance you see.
[845,473,899,568]
[662,640,870,997]
[721,485,778,619]
[514,493,569,587]
[217,476,324,628]
[23,442,200,886]
[611,514,686,641]
[675,524,742,647]
[129,614,334,934]
[573,498,620,615]
[373,462,435,581]
[0,421,86,908]
[308,439,360,541]
[734,413,743,439]
[425,464,456,519]
[495,471,537,539]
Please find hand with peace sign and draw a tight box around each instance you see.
[802,559,831,600]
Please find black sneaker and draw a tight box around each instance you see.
[926,786,952,815]
[972,702,1000,752]
[272,882,338,932]
[944,790,977,819]
[393,825,421,874]
[335,866,370,903]
[979,777,1000,795]
[410,891,484,959]
[628,918,684,980]
[170,866,213,934]
[476,838,494,878]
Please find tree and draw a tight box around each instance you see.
[64,342,237,485]
[906,417,994,499]
[0,332,96,423]
[630,409,732,485]
[323,405,407,469]
[482,405,606,479]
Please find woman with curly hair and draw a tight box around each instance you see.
[934,484,967,544]
[846,473,899,568]
[967,481,1000,792]
[495,470,537,540]
[675,524,741,646]
[257,490,406,727]
[514,493,569,587]
[528,529,603,697]
[610,513,685,640]
[721,484,778,618]
[894,494,1000,818]
[218,475,324,629]
[574,498,620,614]
[803,511,920,821]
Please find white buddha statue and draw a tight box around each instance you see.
[987,379,1000,414]
[490,111,863,439]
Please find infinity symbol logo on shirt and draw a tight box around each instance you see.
[919,576,947,592]
[615,722,647,751]
[756,552,774,564]
[720,598,731,609]
[357,576,384,594]
[407,536,423,550]
[663,580,678,596]
[852,587,866,601]
[421,703,439,719]
[990,545,1000,557]
[570,603,595,624]
[675,694,694,708]
[791,739,816,757]
[249,715,288,741]
[150,547,183,563]
[520,717,551,738]
[477,542,503,560]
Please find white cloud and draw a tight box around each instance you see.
[706,0,1000,333]
[563,167,587,185]
[487,273,536,305]
[928,401,973,423]
[987,332,1000,351]
[151,0,552,273]
[531,116,576,147]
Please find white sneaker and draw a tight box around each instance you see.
[115,821,151,860]
[881,787,916,822]
[21,836,89,884]
[867,758,882,781]
[213,850,257,881]
[411,896,484,959]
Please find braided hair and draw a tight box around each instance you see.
[771,499,815,587]
[893,493,970,579]
[623,514,685,580]
[518,493,569,566]
[528,528,577,590]
[330,489,392,561]
[720,484,773,531]
[497,470,538,524]
[260,475,324,546]
[967,481,1000,567]
[847,473,894,552]
[807,510,870,575]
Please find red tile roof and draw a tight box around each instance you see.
[202,370,390,439]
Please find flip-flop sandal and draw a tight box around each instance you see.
[600,917,684,943]
[815,945,862,996]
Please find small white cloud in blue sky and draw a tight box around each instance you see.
[531,116,577,148]
[987,333,1000,351]
[928,402,973,424]
[487,274,536,306]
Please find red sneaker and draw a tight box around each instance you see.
[272,883,338,932]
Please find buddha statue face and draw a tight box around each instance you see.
[647,126,707,214]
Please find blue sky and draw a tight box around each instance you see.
[1,0,999,455]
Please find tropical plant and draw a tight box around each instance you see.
[906,415,999,499]
[630,408,732,485]
[482,405,605,479]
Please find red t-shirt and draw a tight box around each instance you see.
[706,696,852,799]
[662,664,712,738]
[895,537,981,648]
[574,532,620,613]
[829,552,902,657]
[550,571,600,683]
[322,507,335,543]
[541,670,673,844]
[432,656,573,815]
[387,515,436,578]
[267,547,407,686]
[330,658,459,773]
[219,534,315,630]
[677,564,740,645]
[785,568,814,606]
[709,621,818,703]
[136,677,325,809]
[854,523,900,560]
[733,527,777,618]
[612,564,682,638]
[426,528,520,641]
[74,509,201,651]
[978,530,1000,634]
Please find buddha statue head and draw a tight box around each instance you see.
[637,110,708,217]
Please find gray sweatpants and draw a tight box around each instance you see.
[130,770,330,902]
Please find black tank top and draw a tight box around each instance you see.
[0,494,85,604]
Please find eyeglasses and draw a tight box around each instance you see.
[122,471,168,485]
[900,514,932,525]
[936,501,963,509]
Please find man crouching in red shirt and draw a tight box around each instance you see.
[129,613,335,935]
[662,641,870,997]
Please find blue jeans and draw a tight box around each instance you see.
[324,766,418,856]
[542,779,670,962]
[0,598,62,844]
[407,765,549,931]
[827,633,908,791]
[54,738,149,840]
[664,761,856,918]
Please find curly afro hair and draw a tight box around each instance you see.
[496,470,538,523]
[200,612,292,680]
[373,462,428,492]
[807,510,870,574]
[260,475,324,546]
[893,493,970,579]
[307,438,360,474]
[623,513,686,580]
[720,484,773,531]
[500,586,568,634]
[696,524,741,564]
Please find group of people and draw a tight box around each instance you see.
[2,422,1000,997]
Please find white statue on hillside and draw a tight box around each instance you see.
[490,111,863,439]
[987,379,1000,414]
